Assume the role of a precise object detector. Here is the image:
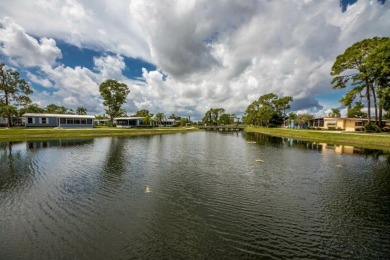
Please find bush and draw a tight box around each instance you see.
[364,123,381,133]
[328,126,336,130]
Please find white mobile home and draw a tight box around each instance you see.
[23,113,95,128]
[114,117,148,128]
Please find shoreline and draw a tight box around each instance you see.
[244,127,390,151]
[0,127,200,142]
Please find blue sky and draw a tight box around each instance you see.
[0,0,389,119]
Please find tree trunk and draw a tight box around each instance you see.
[365,81,371,124]
[371,84,378,125]
[379,103,383,128]
[5,90,11,128]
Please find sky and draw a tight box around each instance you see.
[0,0,389,120]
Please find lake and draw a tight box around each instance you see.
[0,132,389,259]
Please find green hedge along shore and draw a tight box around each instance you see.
[0,127,200,142]
[245,127,390,151]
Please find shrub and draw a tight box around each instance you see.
[364,123,381,133]
[328,126,336,130]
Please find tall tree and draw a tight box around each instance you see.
[295,113,313,128]
[99,79,130,123]
[331,37,389,125]
[273,96,293,126]
[0,63,33,127]
[258,106,275,127]
[286,112,297,128]
[328,108,341,117]
[366,38,390,127]
[347,102,367,118]
[155,112,166,125]
[19,103,44,116]
[45,104,68,114]
[142,115,153,126]
[218,113,234,125]
[202,108,225,125]
[134,109,151,117]
[169,114,181,120]
[243,93,292,127]
[76,106,87,115]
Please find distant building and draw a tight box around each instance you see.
[94,119,109,126]
[153,118,176,127]
[0,116,25,127]
[23,113,95,128]
[308,117,367,131]
[114,117,148,128]
[0,117,8,126]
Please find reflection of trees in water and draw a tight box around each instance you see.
[0,142,30,193]
[244,132,390,164]
[26,139,94,150]
[319,154,390,257]
[361,148,390,163]
[244,132,284,147]
[101,137,127,184]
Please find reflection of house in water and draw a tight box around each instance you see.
[27,139,94,150]
[285,138,362,155]
[313,143,362,155]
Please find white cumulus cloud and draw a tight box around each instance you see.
[0,0,389,119]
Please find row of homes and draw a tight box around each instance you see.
[1,113,386,131]
[0,113,177,128]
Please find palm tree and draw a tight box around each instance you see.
[328,108,341,118]
[155,112,166,126]
[76,107,87,115]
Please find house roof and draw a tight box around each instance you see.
[309,117,369,121]
[114,117,145,120]
[23,113,95,119]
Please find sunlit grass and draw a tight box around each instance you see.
[0,127,199,141]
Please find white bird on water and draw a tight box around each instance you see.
[145,186,151,193]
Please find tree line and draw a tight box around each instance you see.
[331,37,390,128]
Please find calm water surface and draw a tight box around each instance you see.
[0,132,389,259]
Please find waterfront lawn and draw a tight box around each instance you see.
[0,127,199,141]
[245,127,390,150]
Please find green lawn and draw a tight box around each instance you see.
[245,127,390,150]
[0,127,199,142]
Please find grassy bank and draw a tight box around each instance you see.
[245,127,390,150]
[0,127,200,142]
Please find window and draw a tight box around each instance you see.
[60,118,66,124]
[74,119,81,124]
[67,119,74,124]
[117,120,127,125]
[81,119,87,124]
[28,117,33,124]
[41,118,47,124]
[355,121,364,126]
[87,119,92,124]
